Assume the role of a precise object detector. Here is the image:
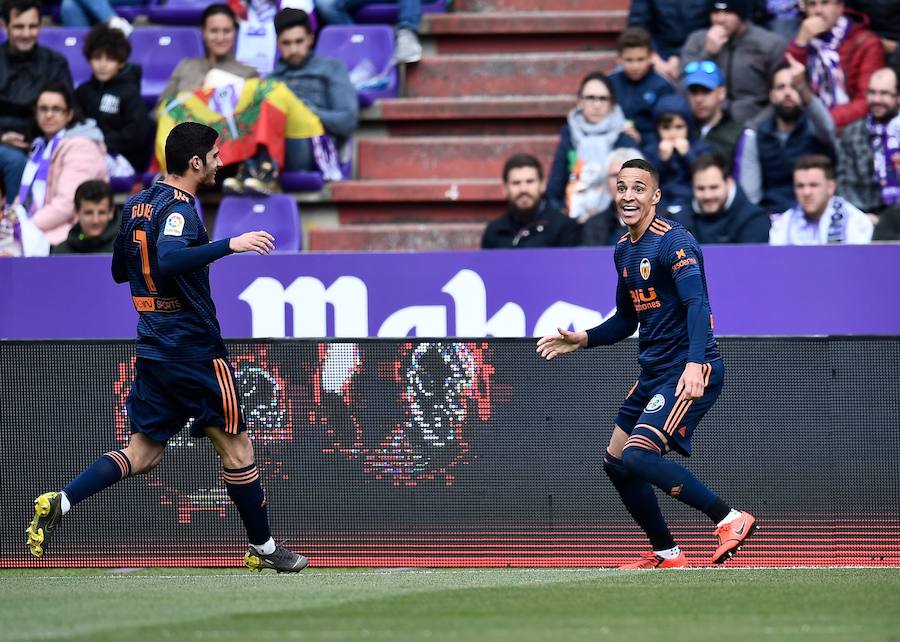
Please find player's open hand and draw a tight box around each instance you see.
[675,362,705,400]
[229,231,275,255]
[536,327,587,360]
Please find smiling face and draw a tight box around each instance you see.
[616,166,660,229]
[693,165,731,215]
[202,13,236,60]
[5,7,40,55]
[866,68,899,122]
[76,198,115,239]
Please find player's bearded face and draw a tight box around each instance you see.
[616,168,659,227]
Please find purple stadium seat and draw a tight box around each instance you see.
[37,28,92,87]
[147,0,218,25]
[129,27,204,108]
[213,195,301,252]
[314,25,397,107]
[280,171,326,192]
[353,0,446,24]
[115,4,149,21]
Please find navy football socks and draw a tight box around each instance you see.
[603,453,677,551]
[62,450,132,506]
[621,446,731,524]
[223,464,272,547]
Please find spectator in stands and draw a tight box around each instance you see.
[684,60,743,167]
[315,0,423,64]
[75,24,151,176]
[16,83,108,251]
[608,27,675,147]
[670,152,770,243]
[155,4,328,195]
[786,0,884,129]
[547,72,638,220]
[627,0,710,80]
[51,179,117,253]
[836,67,900,236]
[682,0,787,126]
[643,93,713,216]
[268,8,358,173]
[0,0,73,202]
[764,0,802,39]
[482,153,580,249]
[739,57,837,214]
[157,4,258,107]
[770,153,873,243]
[580,147,646,246]
[59,0,135,35]
[845,0,900,74]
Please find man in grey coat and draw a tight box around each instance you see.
[268,8,359,172]
[681,0,787,126]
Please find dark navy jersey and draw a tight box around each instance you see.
[613,216,720,373]
[112,182,227,361]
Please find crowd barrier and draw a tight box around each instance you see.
[2,337,898,567]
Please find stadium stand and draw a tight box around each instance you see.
[212,194,302,251]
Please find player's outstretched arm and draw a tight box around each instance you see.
[537,328,587,360]
[229,231,275,255]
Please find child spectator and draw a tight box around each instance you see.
[76,24,151,175]
[643,93,713,215]
[608,27,674,148]
[51,179,117,253]
[546,72,639,220]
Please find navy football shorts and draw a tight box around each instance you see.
[614,359,724,456]
[126,356,246,442]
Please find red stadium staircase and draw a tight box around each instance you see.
[306,0,628,251]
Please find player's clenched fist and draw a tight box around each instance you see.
[229,230,275,255]
[536,327,587,360]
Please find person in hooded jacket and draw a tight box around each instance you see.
[52,179,118,253]
[17,82,108,249]
[75,23,151,175]
[643,93,713,216]
[671,152,771,243]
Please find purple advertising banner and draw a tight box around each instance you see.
[1,245,898,339]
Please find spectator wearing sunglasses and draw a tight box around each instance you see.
[683,60,744,169]
[682,0,788,126]
[546,72,639,221]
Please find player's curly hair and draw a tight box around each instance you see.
[83,23,131,63]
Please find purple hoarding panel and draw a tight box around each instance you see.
[1,245,898,339]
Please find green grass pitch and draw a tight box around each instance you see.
[2,568,899,642]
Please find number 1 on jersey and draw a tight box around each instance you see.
[132,229,158,294]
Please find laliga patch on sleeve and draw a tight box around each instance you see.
[163,212,185,236]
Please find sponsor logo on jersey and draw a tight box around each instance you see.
[640,258,651,280]
[629,287,661,312]
[676,248,686,259]
[164,213,185,236]
[645,394,665,413]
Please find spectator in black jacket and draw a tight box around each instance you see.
[672,152,771,243]
[482,153,580,249]
[75,24,151,175]
[51,179,118,254]
[0,0,73,200]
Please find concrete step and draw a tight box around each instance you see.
[405,52,616,98]
[308,223,486,251]
[423,10,626,53]
[363,95,570,136]
[355,134,558,180]
[454,0,628,11]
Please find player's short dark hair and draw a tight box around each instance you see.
[691,152,731,180]
[201,3,237,29]
[502,153,543,183]
[620,158,659,187]
[578,71,617,106]
[617,27,652,53]
[2,0,41,23]
[793,153,835,180]
[83,23,131,63]
[74,180,114,211]
[274,7,311,36]
[37,81,84,126]
[165,122,218,175]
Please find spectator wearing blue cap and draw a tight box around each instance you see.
[684,60,744,168]
[682,0,788,126]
